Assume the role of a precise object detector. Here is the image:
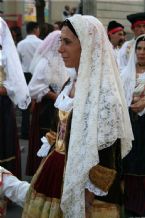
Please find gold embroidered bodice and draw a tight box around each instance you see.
[55,110,70,154]
[0,66,5,87]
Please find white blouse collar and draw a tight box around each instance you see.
[54,79,74,112]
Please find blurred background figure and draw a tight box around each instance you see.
[119,12,145,69]
[0,17,30,178]
[10,26,23,45]
[70,7,77,16]
[39,22,54,39]
[107,20,126,63]
[17,21,42,140]
[107,20,125,49]
[26,30,68,176]
[53,21,63,30]
[62,5,71,20]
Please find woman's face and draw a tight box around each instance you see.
[136,40,145,65]
[58,26,81,70]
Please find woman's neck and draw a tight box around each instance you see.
[136,63,145,74]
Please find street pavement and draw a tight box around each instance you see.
[6,139,31,218]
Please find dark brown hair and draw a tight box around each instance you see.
[62,19,78,38]
[136,35,145,50]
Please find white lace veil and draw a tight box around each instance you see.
[61,15,133,218]
[120,34,145,106]
[0,17,31,109]
[28,30,68,102]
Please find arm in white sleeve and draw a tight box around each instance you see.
[2,174,30,208]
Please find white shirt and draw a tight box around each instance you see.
[17,35,42,73]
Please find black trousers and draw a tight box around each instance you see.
[21,73,32,139]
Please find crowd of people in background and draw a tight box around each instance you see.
[62,5,77,20]
[0,5,145,218]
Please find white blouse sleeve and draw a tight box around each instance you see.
[2,174,30,208]
[85,179,108,196]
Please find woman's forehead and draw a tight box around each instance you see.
[61,26,77,40]
[137,40,145,46]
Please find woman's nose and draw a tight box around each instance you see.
[140,49,145,54]
[58,44,63,54]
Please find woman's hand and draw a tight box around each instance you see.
[131,96,145,113]
[0,87,7,96]
[47,91,58,101]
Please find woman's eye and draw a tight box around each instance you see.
[64,39,71,44]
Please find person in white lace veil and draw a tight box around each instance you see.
[29,30,68,102]
[121,34,145,217]
[0,17,30,178]
[58,15,133,218]
[121,34,145,109]
[26,30,68,176]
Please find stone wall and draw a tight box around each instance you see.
[96,0,144,33]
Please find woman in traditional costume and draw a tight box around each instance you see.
[121,34,145,217]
